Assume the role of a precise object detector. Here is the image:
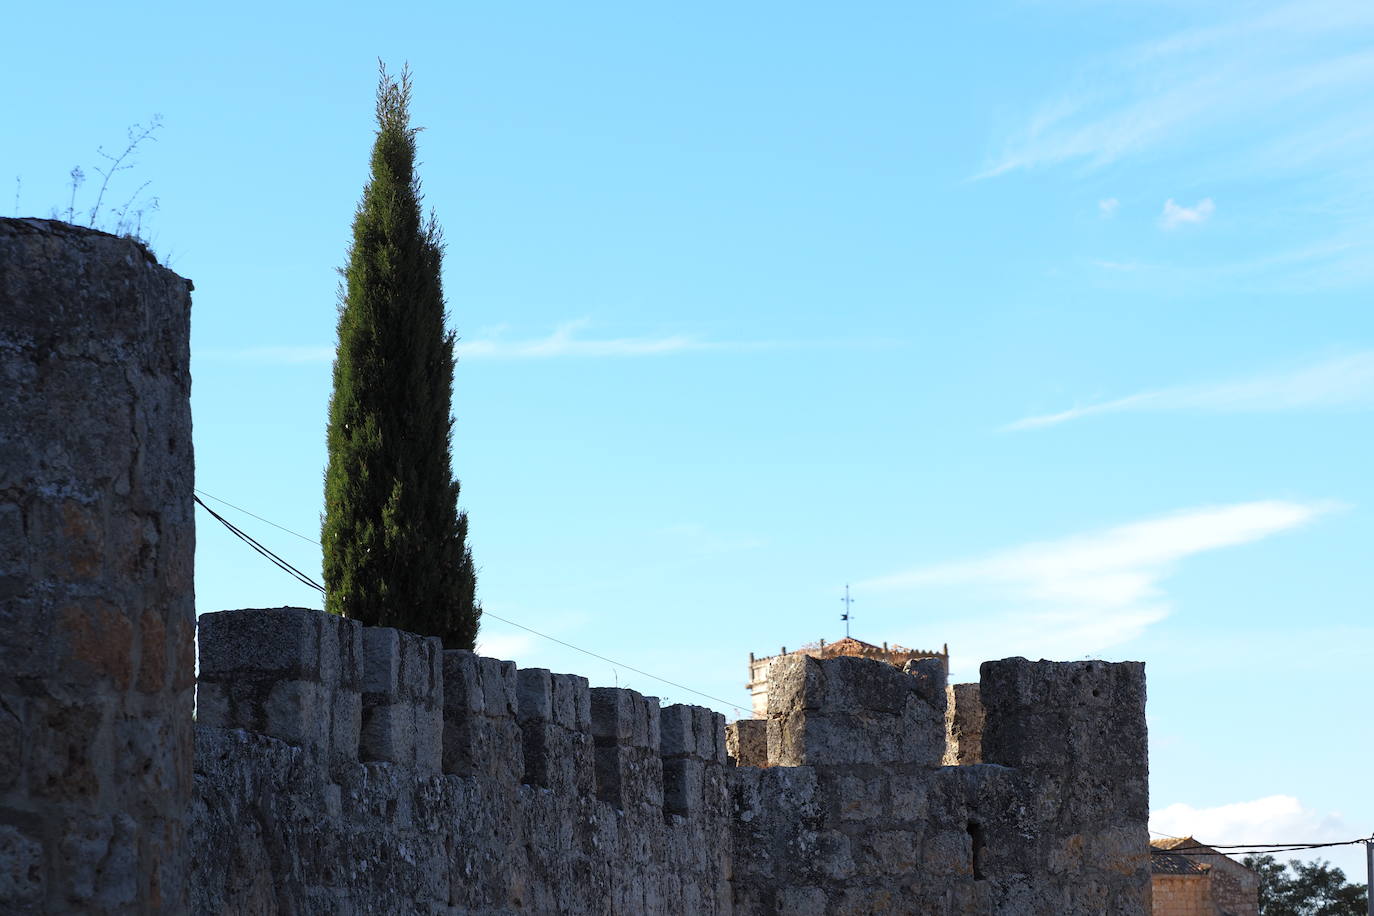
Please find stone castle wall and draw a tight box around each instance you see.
[1,219,1152,914]
[731,654,1151,915]
[191,607,733,914]
[0,219,195,912]
[190,608,1151,915]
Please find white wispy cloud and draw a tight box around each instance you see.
[980,1,1374,177]
[455,320,737,359]
[1009,351,1374,430]
[864,501,1330,669]
[1151,796,1358,870]
[1099,198,1120,218]
[198,320,799,364]
[1159,197,1214,229]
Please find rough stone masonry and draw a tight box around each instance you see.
[0,220,1151,914]
[0,219,195,912]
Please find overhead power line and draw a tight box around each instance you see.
[480,610,749,714]
[191,489,752,717]
[194,495,324,593]
[1153,837,1372,857]
[195,487,320,545]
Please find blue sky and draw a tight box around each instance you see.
[7,0,1371,874]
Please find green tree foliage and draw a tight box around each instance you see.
[322,64,480,649]
[1244,854,1367,916]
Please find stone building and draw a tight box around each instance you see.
[747,636,948,718]
[1151,846,1216,915]
[1150,837,1259,916]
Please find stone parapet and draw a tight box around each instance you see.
[196,607,364,775]
[515,667,594,794]
[981,657,1149,824]
[190,606,735,913]
[731,652,1151,915]
[726,718,768,767]
[441,649,523,782]
[764,653,947,768]
[660,703,726,816]
[361,625,443,773]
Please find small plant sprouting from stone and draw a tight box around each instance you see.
[64,167,85,223]
[48,115,164,240]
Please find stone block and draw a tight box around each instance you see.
[555,727,596,796]
[520,720,553,787]
[594,745,663,810]
[317,612,341,688]
[663,757,704,816]
[264,679,329,753]
[944,682,984,766]
[362,627,402,696]
[442,650,483,717]
[764,654,823,717]
[726,719,768,767]
[0,596,54,678]
[766,712,802,767]
[477,657,518,719]
[696,708,721,762]
[336,616,365,689]
[413,701,442,776]
[776,886,827,916]
[400,634,441,703]
[194,681,230,730]
[590,687,652,749]
[517,668,553,722]
[198,607,321,680]
[360,701,415,766]
[660,704,695,758]
[980,657,1147,789]
[360,627,441,772]
[903,656,948,705]
[549,673,583,730]
[820,655,923,713]
[329,688,361,769]
[442,651,525,778]
[0,823,44,909]
[643,696,661,753]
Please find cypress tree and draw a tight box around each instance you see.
[322,65,480,649]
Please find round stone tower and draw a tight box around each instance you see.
[0,219,195,912]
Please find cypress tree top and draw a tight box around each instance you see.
[322,65,479,649]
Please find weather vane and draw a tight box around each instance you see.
[840,584,855,638]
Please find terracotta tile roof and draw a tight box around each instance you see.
[824,637,881,652]
[1151,851,1210,875]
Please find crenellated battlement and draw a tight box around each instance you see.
[190,606,1149,915]
[728,652,1151,914]
[196,607,728,814]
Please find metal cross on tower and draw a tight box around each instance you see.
[840,584,855,638]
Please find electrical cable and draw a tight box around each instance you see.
[194,495,324,593]
[1152,838,1371,857]
[195,487,320,545]
[480,610,751,715]
[191,490,753,716]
